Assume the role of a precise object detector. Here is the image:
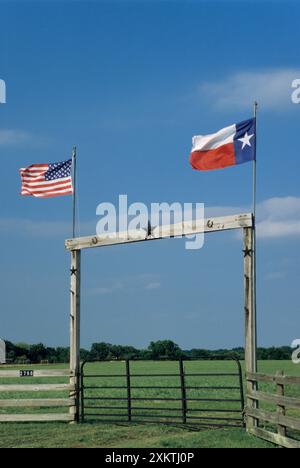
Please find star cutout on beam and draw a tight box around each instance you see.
[238,132,254,150]
[243,247,252,258]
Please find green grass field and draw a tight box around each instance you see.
[0,360,299,448]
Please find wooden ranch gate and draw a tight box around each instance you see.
[0,368,76,422]
[0,213,257,425]
[65,213,258,425]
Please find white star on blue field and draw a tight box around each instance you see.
[46,161,72,181]
[0,1,300,349]
[239,133,254,150]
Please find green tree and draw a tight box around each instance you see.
[80,348,91,361]
[90,343,112,361]
[56,347,70,363]
[29,343,47,363]
[148,340,183,359]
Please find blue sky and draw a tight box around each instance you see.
[1,0,300,350]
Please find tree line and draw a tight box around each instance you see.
[2,339,294,364]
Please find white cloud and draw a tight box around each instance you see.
[145,282,161,290]
[258,220,300,239]
[207,196,300,240]
[257,197,300,239]
[258,196,300,220]
[199,69,300,110]
[0,130,33,146]
[90,281,124,296]
[0,218,96,238]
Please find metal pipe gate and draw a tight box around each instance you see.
[80,358,245,428]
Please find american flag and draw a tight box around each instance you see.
[20,159,73,198]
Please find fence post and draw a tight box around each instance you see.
[276,370,287,439]
[179,358,187,424]
[126,359,132,422]
[243,226,258,430]
[80,361,85,423]
[234,358,246,427]
[70,250,81,423]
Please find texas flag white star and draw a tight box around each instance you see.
[238,132,254,150]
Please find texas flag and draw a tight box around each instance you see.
[190,118,256,171]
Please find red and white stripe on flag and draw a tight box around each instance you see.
[20,160,73,198]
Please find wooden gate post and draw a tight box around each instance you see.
[70,249,81,423]
[243,226,258,430]
[276,370,287,439]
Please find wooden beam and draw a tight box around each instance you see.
[0,414,72,423]
[247,391,300,410]
[276,370,287,439]
[0,369,70,378]
[69,250,81,423]
[244,226,258,431]
[247,407,300,432]
[247,372,300,385]
[0,384,73,392]
[249,427,300,449]
[65,213,253,251]
[0,398,75,408]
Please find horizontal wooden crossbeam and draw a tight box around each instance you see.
[65,213,253,251]
[0,414,72,423]
[246,407,300,432]
[0,398,75,408]
[247,391,300,410]
[247,372,300,385]
[249,427,300,450]
[0,384,74,392]
[0,369,71,378]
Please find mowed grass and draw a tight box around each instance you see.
[0,360,299,448]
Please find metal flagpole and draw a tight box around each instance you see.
[253,102,258,218]
[72,146,77,239]
[252,102,258,373]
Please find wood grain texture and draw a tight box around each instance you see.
[65,213,253,251]
[0,384,74,392]
[0,399,75,408]
[276,370,287,438]
[247,391,300,410]
[0,369,70,378]
[246,407,300,432]
[249,427,300,449]
[0,413,72,423]
[69,249,81,423]
[247,372,300,385]
[244,227,257,430]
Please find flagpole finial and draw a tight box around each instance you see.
[254,101,258,116]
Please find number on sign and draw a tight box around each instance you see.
[20,370,34,377]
